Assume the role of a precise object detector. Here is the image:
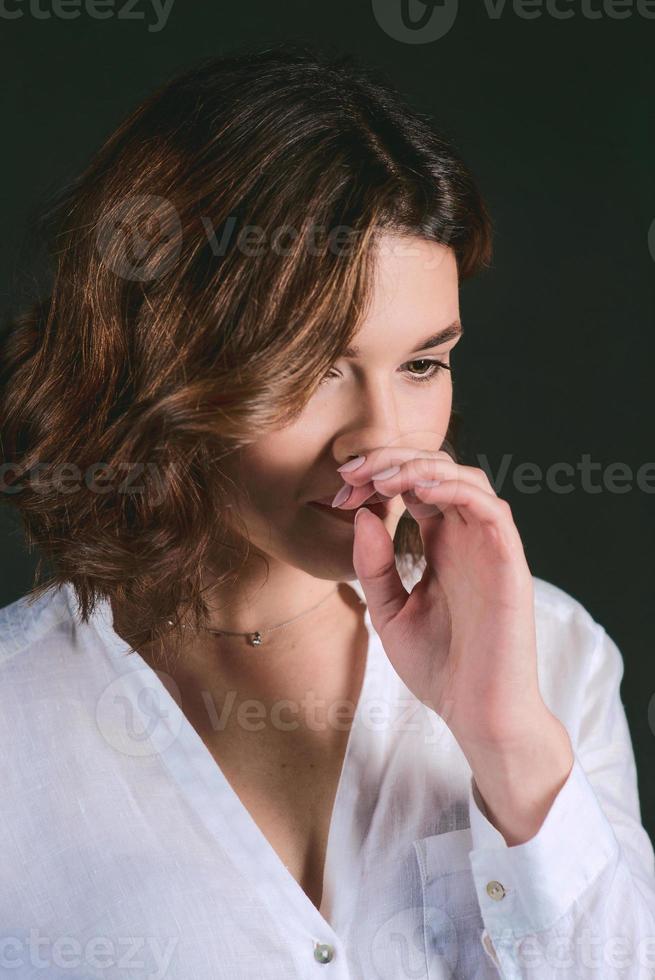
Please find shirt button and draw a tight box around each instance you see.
[313,942,335,964]
[486,880,506,901]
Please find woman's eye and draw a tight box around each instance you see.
[318,359,451,386]
[405,359,451,383]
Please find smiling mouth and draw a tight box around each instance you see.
[307,493,391,524]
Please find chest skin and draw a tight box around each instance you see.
[185,623,367,915]
[210,741,349,913]
[124,584,370,915]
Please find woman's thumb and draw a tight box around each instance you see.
[352,507,406,632]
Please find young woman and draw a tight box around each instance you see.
[1,41,654,980]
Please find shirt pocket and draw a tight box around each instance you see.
[413,827,493,980]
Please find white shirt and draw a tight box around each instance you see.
[2,565,655,979]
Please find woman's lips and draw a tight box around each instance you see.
[307,492,391,524]
[311,491,389,507]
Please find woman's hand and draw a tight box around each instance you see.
[336,446,575,845]
[336,447,553,747]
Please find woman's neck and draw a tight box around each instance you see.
[120,582,369,749]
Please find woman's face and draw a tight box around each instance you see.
[224,234,461,581]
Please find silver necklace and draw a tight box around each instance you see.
[166,586,341,647]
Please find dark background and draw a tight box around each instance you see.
[1,2,653,839]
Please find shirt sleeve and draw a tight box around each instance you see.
[465,622,655,979]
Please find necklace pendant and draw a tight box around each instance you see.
[249,631,263,646]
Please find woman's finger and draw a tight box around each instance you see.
[368,456,496,501]
[336,453,495,513]
[338,446,449,486]
[411,478,523,555]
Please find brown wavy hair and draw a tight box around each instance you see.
[0,39,492,656]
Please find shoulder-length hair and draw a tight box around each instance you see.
[0,40,492,656]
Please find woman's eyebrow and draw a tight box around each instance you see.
[343,320,463,359]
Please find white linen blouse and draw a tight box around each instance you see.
[1,564,655,979]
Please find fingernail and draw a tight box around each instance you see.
[331,484,353,507]
[371,465,400,481]
[337,455,366,473]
